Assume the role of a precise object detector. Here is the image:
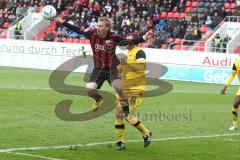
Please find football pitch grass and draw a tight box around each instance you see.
[0,67,239,160]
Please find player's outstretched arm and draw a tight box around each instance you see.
[221,70,237,95]
[221,85,227,95]
[55,17,65,24]
[123,30,154,45]
[55,17,87,35]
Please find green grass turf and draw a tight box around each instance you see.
[0,66,239,160]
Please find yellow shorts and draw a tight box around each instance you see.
[237,89,240,95]
[115,90,144,114]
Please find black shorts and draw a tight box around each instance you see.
[88,67,121,89]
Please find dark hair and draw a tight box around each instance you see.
[126,32,139,39]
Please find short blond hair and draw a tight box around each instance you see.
[98,17,112,30]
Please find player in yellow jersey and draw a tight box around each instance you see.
[114,33,152,150]
[221,60,240,130]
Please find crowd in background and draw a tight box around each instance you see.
[1,0,240,49]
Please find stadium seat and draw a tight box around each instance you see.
[200,25,207,33]
[186,1,192,7]
[173,45,181,50]
[194,41,205,51]
[61,37,67,42]
[231,3,236,9]
[2,22,9,28]
[0,31,7,39]
[180,13,186,19]
[73,38,79,43]
[192,1,199,8]
[185,7,192,13]
[167,12,174,18]
[224,3,231,9]
[79,39,85,44]
[174,38,182,45]
[66,38,73,43]
[234,47,240,54]
[161,12,167,18]
[167,38,174,44]
[181,45,188,50]
[173,12,180,19]
[161,44,168,49]
[85,39,90,44]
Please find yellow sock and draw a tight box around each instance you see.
[115,119,125,142]
[134,121,150,136]
[232,108,238,126]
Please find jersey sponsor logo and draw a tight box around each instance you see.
[94,44,105,51]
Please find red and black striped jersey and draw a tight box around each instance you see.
[63,22,145,69]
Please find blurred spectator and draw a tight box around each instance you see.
[192,26,201,40]
[16,4,24,20]
[213,33,222,52]
[237,0,240,10]
[42,32,48,41]
[212,12,222,28]
[5,0,14,10]
[222,34,231,53]
[0,14,5,28]
[205,16,213,28]
[14,22,22,39]
[0,0,234,50]
[57,37,64,42]
[155,19,166,31]
[89,18,97,28]
[46,29,55,41]
[81,46,87,58]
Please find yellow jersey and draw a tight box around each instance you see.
[225,60,240,86]
[120,47,146,91]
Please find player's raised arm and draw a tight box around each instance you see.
[132,30,154,45]
[221,63,237,95]
[55,17,89,36]
[117,30,154,46]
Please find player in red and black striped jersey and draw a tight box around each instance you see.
[56,17,153,116]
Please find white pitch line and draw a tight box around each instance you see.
[0,85,223,94]
[0,133,239,153]
[4,151,64,160]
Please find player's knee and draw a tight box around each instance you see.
[116,106,123,119]
[116,111,124,119]
[113,85,123,94]
[87,89,96,97]
[112,80,123,92]
[86,83,97,96]
[233,103,239,109]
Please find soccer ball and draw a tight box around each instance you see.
[41,5,57,20]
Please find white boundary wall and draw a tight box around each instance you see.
[0,39,239,84]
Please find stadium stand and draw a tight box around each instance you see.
[1,0,240,52]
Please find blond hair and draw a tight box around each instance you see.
[98,17,112,31]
